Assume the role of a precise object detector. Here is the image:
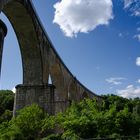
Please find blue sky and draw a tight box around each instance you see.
[0,0,140,98]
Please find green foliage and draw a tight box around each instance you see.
[13,104,45,139]
[53,96,140,139]
[58,100,99,138]
[0,110,13,123]
[0,90,14,123]
[0,122,23,140]
[0,92,140,139]
[0,104,47,140]
[61,130,80,140]
[42,134,62,140]
[0,90,14,116]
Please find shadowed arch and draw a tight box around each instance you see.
[2,0,43,84]
[68,78,78,101]
[49,61,65,101]
[82,91,89,99]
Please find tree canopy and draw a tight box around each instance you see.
[0,91,140,140]
[0,90,14,123]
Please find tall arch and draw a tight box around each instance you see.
[0,0,101,115]
[50,62,65,100]
[3,0,43,84]
[0,14,23,90]
[68,78,78,102]
[82,91,89,99]
[1,0,51,115]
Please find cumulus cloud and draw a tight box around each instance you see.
[53,0,113,37]
[134,34,140,42]
[123,0,140,16]
[138,79,140,83]
[136,57,140,66]
[124,0,133,8]
[117,85,140,98]
[106,77,126,85]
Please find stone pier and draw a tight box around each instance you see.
[13,84,55,116]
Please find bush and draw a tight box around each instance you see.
[0,110,13,123]
[0,90,14,116]
[0,104,47,140]
[42,134,62,140]
[0,93,140,139]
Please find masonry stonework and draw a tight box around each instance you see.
[13,84,56,116]
[0,0,102,115]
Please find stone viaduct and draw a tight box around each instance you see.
[0,0,101,115]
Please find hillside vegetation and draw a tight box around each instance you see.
[0,90,140,140]
[0,90,14,123]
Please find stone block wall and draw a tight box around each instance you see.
[13,84,56,116]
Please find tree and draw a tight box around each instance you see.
[0,90,14,123]
[0,90,14,115]
[0,104,47,140]
[0,93,140,139]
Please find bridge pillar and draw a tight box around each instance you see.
[13,84,56,116]
[0,19,7,77]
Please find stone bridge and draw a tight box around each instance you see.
[0,0,101,115]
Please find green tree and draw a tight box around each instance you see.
[0,93,140,139]
[0,110,13,123]
[0,90,14,116]
[0,90,14,124]
[0,104,47,140]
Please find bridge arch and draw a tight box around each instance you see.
[0,13,23,89]
[0,0,100,114]
[68,78,79,101]
[2,0,43,85]
[82,91,89,99]
[49,62,65,100]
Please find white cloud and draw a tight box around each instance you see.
[136,57,140,66]
[134,10,140,16]
[117,85,140,98]
[123,0,140,16]
[53,0,113,37]
[106,77,126,85]
[134,34,140,42]
[124,0,133,8]
[138,79,140,83]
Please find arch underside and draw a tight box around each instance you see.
[1,0,99,105]
[3,0,43,85]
